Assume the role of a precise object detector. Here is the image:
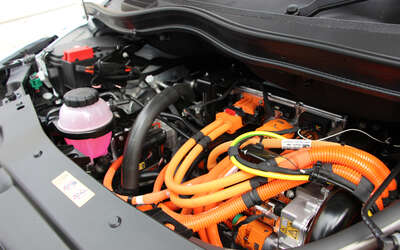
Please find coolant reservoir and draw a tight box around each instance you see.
[56,87,113,160]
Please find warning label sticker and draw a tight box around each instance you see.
[281,139,312,150]
[52,171,95,207]
[280,218,300,240]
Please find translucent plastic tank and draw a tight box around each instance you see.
[57,88,113,160]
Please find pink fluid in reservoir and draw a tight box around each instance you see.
[65,132,112,160]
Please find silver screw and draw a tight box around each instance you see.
[286,189,295,199]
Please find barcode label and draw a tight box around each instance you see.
[281,139,312,150]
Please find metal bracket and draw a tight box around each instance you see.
[292,102,306,125]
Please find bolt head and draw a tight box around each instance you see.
[145,75,154,84]
[286,4,299,15]
[122,52,129,58]
[33,150,43,158]
[42,92,53,100]
[108,216,122,228]
[285,189,296,199]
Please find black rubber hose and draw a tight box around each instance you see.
[127,95,195,137]
[121,83,194,193]
[160,112,198,134]
[139,171,160,180]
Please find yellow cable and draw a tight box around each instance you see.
[229,130,309,181]
[230,156,309,181]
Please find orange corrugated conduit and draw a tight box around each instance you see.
[104,116,396,242]
[160,180,306,231]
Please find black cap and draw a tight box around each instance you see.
[63,87,99,107]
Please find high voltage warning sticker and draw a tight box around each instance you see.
[280,219,299,240]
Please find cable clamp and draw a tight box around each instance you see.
[309,161,323,182]
[228,146,240,157]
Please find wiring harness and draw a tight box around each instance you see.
[103,107,397,248]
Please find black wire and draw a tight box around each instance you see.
[127,95,145,108]
[232,214,263,244]
[139,171,160,180]
[90,75,99,86]
[158,118,190,140]
[47,58,62,67]
[48,53,63,59]
[183,108,205,127]
[234,153,305,175]
[159,112,198,134]
[190,80,238,109]
[45,107,61,125]
[235,135,299,172]
[361,163,400,249]
[0,68,10,86]
[127,95,192,139]
[261,82,274,119]
[269,127,299,135]
[47,55,63,63]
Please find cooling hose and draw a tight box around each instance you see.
[121,83,195,192]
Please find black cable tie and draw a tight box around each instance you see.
[127,195,133,204]
[257,159,278,172]
[309,161,323,182]
[249,176,268,189]
[228,146,240,157]
[265,127,299,135]
[254,142,264,150]
[353,177,375,203]
[191,131,204,143]
[198,136,211,149]
[361,163,400,249]
[242,189,263,209]
[321,162,332,172]
[371,204,379,214]
[382,197,391,207]
[389,189,398,201]
[310,163,358,192]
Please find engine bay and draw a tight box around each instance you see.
[1,22,400,249]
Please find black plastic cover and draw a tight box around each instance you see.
[307,189,361,242]
[0,94,199,250]
[83,1,400,122]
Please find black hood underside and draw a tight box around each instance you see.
[83,0,400,121]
